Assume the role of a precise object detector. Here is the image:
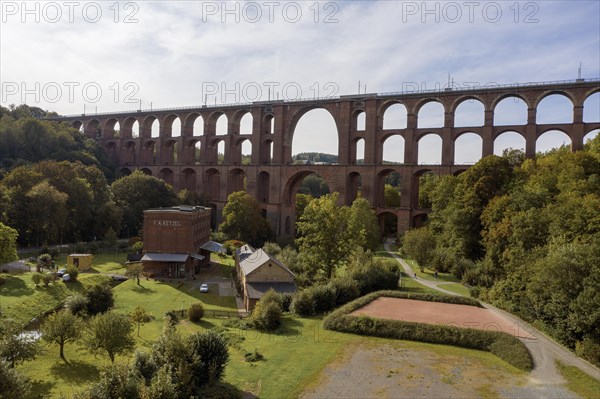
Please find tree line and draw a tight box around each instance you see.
[402,138,600,367]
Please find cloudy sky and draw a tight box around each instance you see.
[1,0,599,163]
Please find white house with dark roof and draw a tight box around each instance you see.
[235,245,296,311]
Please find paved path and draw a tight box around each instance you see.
[384,241,600,386]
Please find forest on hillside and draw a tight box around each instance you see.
[403,138,600,367]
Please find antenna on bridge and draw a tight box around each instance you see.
[139,99,142,111]
[358,80,361,94]
[268,87,271,101]
[204,94,207,106]
[83,104,86,115]
[577,62,583,82]
[364,84,367,94]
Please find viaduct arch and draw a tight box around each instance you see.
[46,79,600,236]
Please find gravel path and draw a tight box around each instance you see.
[384,241,600,385]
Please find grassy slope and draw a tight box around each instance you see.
[555,360,600,398]
[0,273,111,326]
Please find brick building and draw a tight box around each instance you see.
[142,205,212,278]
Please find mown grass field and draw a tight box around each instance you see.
[7,250,566,398]
[0,273,112,326]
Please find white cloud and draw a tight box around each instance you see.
[0,0,598,156]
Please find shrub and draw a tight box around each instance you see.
[42,273,54,286]
[31,273,42,287]
[252,296,282,331]
[85,284,114,315]
[348,258,399,295]
[329,277,361,306]
[259,288,283,307]
[187,302,205,322]
[306,284,337,313]
[186,330,230,386]
[0,276,5,286]
[163,310,178,327]
[576,337,600,367]
[280,292,294,312]
[65,293,89,316]
[66,265,79,281]
[290,290,315,316]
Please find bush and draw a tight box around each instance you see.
[66,265,79,281]
[31,273,42,286]
[65,293,89,316]
[348,258,399,295]
[85,284,114,315]
[329,277,361,306]
[186,330,230,386]
[42,273,54,286]
[576,337,600,367]
[306,284,337,313]
[252,293,282,331]
[290,290,315,316]
[163,310,178,327]
[0,276,5,286]
[187,302,205,322]
[280,292,294,312]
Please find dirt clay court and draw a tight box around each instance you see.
[350,297,534,339]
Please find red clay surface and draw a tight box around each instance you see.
[351,297,534,339]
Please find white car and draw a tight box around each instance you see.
[199,283,209,293]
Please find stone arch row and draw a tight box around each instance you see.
[72,85,599,168]
[105,133,267,167]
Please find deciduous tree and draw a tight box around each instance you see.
[41,310,83,360]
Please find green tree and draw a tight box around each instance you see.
[111,170,178,236]
[125,262,144,285]
[349,197,381,251]
[0,360,31,399]
[129,306,152,337]
[86,312,135,363]
[402,227,436,272]
[0,222,18,265]
[85,284,114,315]
[103,227,118,248]
[218,191,273,247]
[26,180,68,245]
[41,310,83,360]
[0,319,39,368]
[296,193,358,280]
[384,184,402,207]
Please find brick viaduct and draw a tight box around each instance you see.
[46,79,600,236]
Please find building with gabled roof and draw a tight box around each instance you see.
[235,244,296,311]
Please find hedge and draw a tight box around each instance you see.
[323,291,532,371]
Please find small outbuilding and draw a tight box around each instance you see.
[235,245,296,311]
[67,254,93,271]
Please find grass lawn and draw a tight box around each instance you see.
[0,273,111,326]
[398,272,443,295]
[555,360,600,399]
[52,252,128,274]
[438,282,471,297]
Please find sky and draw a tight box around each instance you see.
[1,0,599,163]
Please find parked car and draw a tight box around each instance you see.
[199,283,209,293]
[57,268,67,277]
